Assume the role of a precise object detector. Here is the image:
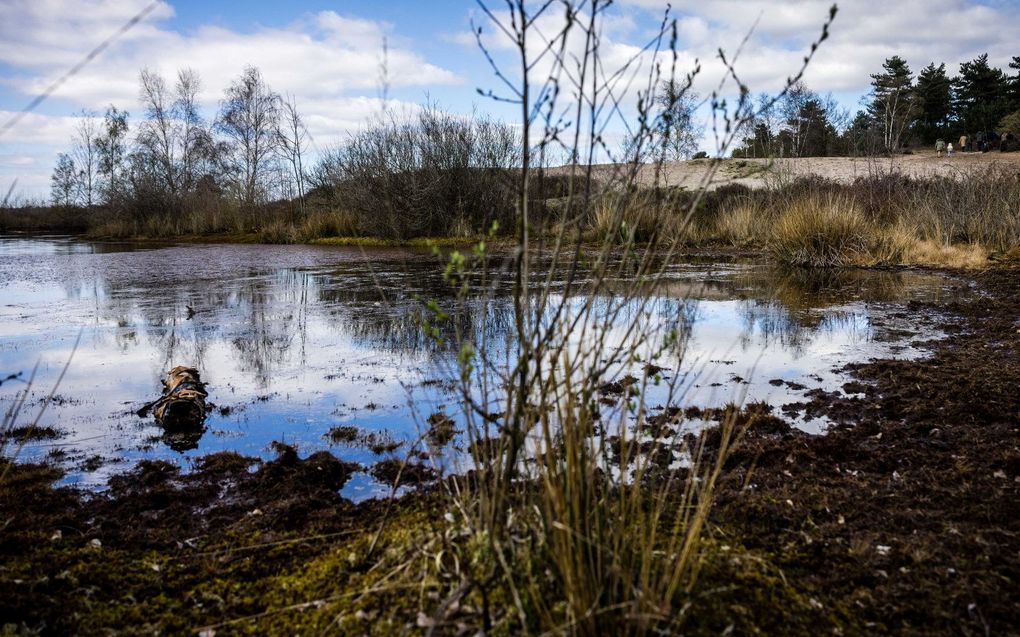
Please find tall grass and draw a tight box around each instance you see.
[769,193,872,266]
[646,166,1020,267]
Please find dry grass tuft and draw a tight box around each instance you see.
[714,201,766,246]
[768,194,873,267]
[294,209,358,241]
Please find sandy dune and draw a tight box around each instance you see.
[578,150,1020,190]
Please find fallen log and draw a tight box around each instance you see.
[151,366,208,430]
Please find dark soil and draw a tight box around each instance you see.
[703,266,1020,636]
[425,412,457,447]
[1,425,63,441]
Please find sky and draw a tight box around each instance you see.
[0,0,1017,199]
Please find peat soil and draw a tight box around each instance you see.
[1,268,1018,635]
[704,266,1020,635]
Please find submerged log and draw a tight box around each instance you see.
[152,366,208,430]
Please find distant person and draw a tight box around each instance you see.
[959,135,968,152]
[936,139,945,157]
[947,142,954,156]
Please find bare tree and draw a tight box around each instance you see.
[96,106,130,206]
[136,68,180,196]
[71,110,99,207]
[781,81,816,157]
[216,66,280,210]
[275,94,309,217]
[174,68,210,193]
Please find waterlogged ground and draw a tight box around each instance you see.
[0,234,961,495]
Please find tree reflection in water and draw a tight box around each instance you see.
[0,239,955,480]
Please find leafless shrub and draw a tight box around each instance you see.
[313,105,519,238]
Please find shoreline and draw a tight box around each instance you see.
[2,266,1018,634]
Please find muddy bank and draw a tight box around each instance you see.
[0,445,446,635]
[704,266,1020,635]
[1,267,1018,635]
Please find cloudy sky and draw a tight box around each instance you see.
[1,0,1017,199]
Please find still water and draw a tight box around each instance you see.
[0,234,956,497]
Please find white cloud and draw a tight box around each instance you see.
[620,0,1019,94]
[1,4,460,106]
[0,1,463,197]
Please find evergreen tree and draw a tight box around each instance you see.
[783,97,836,157]
[840,110,883,156]
[868,56,917,152]
[953,53,1009,134]
[913,63,952,144]
[1006,56,1020,112]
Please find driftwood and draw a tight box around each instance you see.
[150,366,208,430]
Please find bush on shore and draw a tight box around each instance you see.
[5,164,1018,268]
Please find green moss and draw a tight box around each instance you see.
[682,537,863,636]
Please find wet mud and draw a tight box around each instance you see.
[703,267,1020,635]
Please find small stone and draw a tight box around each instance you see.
[88,538,102,550]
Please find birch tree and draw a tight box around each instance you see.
[276,94,309,217]
[216,66,280,209]
[71,110,99,207]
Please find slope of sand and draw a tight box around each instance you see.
[579,150,1020,190]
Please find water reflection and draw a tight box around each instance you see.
[0,235,955,493]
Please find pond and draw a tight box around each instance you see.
[0,234,959,498]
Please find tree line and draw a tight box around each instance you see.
[734,53,1020,158]
[50,66,309,226]
[43,53,1020,230]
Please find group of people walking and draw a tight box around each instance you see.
[939,132,1011,155]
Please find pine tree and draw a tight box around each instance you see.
[913,63,952,144]
[1006,56,1020,112]
[953,53,1009,134]
[868,56,917,153]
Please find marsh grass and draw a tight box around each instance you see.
[620,166,1020,267]
[769,193,872,267]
